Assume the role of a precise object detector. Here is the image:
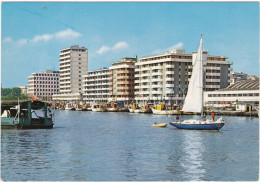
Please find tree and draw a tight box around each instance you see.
[1,88,12,96]
[12,87,21,96]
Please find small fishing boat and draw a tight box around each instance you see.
[152,103,180,115]
[91,104,106,112]
[169,35,225,130]
[106,102,119,112]
[65,103,75,110]
[129,103,141,113]
[152,123,167,127]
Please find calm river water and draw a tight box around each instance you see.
[1,110,259,181]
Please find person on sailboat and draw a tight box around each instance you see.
[176,115,179,122]
[203,113,206,121]
[211,112,215,122]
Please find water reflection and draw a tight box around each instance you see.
[179,130,206,181]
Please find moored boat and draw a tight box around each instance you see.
[106,102,119,112]
[91,104,106,112]
[152,103,180,115]
[1,100,54,129]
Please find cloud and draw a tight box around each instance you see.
[96,41,129,55]
[55,28,81,39]
[32,34,53,43]
[96,45,110,55]
[167,42,184,50]
[3,28,81,46]
[17,39,28,46]
[3,37,13,43]
[153,42,184,54]
[112,41,129,50]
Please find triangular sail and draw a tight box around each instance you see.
[182,36,204,113]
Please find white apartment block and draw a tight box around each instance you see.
[135,49,232,106]
[28,70,60,100]
[53,45,88,102]
[108,57,137,106]
[82,68,109,104]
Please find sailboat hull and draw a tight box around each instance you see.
[169,122,225,130]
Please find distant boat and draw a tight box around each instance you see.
[106,102,119,112]
[152,103,180,115]
[91,104,106,112]
[169,35,225,130]
[65,103,75,110]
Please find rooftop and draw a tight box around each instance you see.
[219,79,259,91]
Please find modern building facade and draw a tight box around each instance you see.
[135,49,232,106]
[108,57,137,106]
[53,45,88,102]
[204,79,259,109]
[27,70,60,100]
[82,68,109,104]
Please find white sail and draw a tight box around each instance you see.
[182,36,204,113]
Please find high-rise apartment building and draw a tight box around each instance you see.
[108,57,137,106]
[53,45,88,102]
[28,70,60,100]
[82,68,109,104]
[59,45,88,94]
[135,49,232,106]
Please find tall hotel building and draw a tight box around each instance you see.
[135,49,232,106]
[28,70,60,101]
[108,57,137,106]
[82,68,109,104]
[52,45,88,102]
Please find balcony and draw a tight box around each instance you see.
[166,64,175,68]
[141,79,150,83]
[141,85,150,89]
[166,77,174,81]
[205,85,221,89]
[165,71,175,74]
[152,84,162,89]
[152,66,163,70]
[152,72,162,76]
[151,90,163,94]
[165,84,174,87]
[141,73,150,77]
[142,67,150,71]
[206,66,221,70]
[206,72,220,76]
[206,79,220,82]
[152,78,163,82]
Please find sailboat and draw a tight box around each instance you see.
[169,35,225,130]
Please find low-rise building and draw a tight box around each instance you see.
[204,79,259,110]
[82,68,109,104]
[27,70,60,101]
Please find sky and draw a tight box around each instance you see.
[1,2,259,88]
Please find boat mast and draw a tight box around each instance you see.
[201,34,204,118]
